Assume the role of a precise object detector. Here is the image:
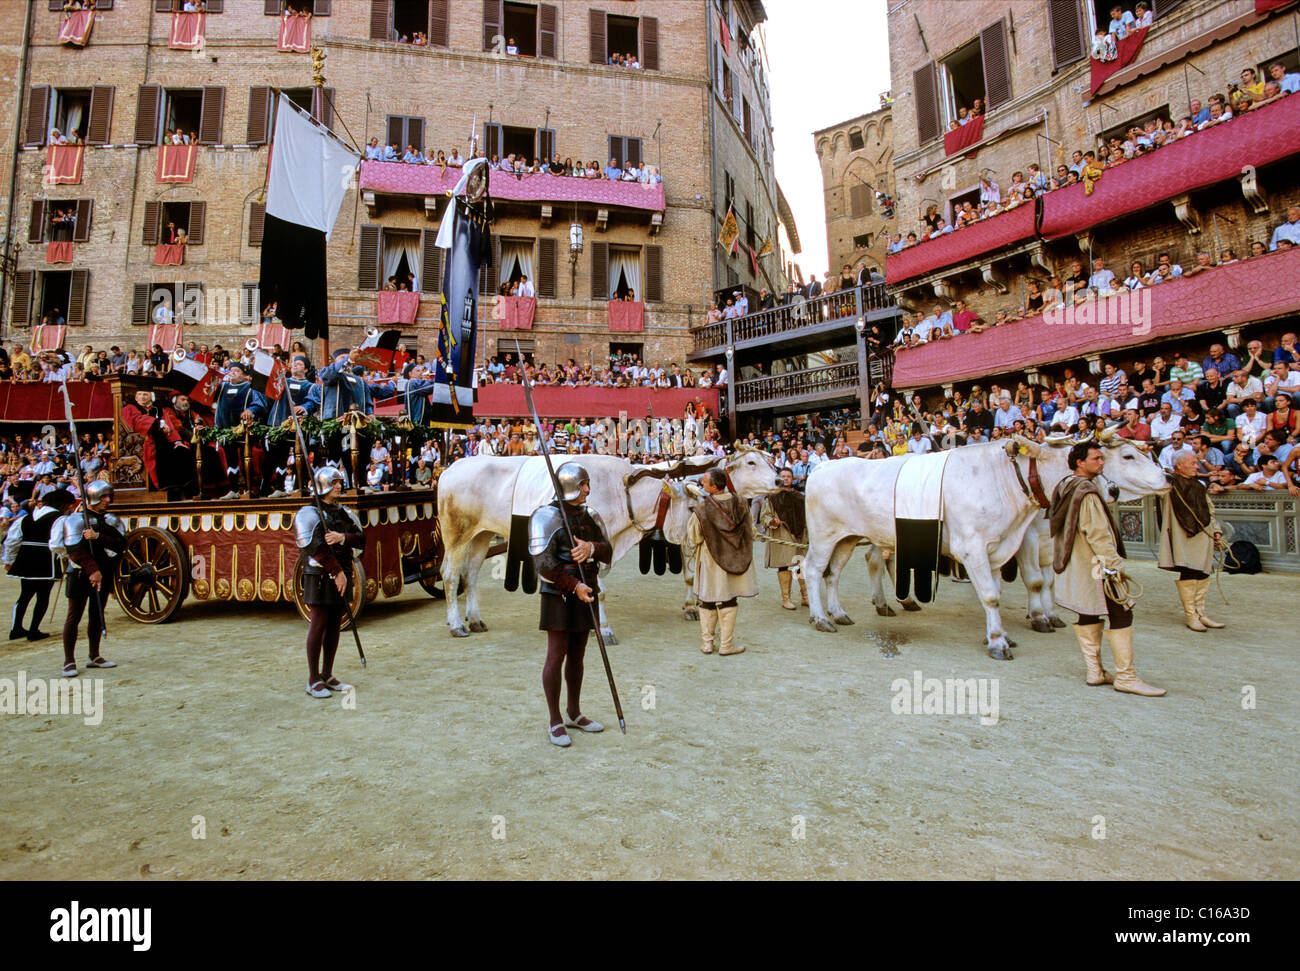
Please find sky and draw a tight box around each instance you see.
[763,0,893,281]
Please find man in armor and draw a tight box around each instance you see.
[51,480,126,678]
[529,462,612,747]
[264,355,321,496]
[294,467,366,699]
[214,361,268,496]
[1049,441,1165,696]
[1159,451,1226,632]
[760,467,808,609]
[3,488,77,641]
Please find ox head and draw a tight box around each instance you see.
[727,441,782,498]
[1011,431,1168,500]
[660,478,706,545]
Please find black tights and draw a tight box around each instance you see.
[13,579,54,633]
[543,630,588,727]
[306,604,343,684]
[1177,568,1209,581]
[1076,599,1133,630]
[700,598,738,609]
[63,578,111,665]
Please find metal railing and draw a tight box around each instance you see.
[692,282,896,352]
[735,360,860,407]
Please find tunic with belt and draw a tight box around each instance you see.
[759,489,806,569]
[2,506,64,579]
[530,500,611,632]
[1157,485,1218,574]
[687,490,759,602]
[1049,476,1125,618]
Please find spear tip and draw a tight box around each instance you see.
[619,718,626,735]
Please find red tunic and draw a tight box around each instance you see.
[122,403,161,489]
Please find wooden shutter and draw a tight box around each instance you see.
[142,200,161,246]
[87,86,114,146]
[608,135,623,170]
[483,0,501,51]
[67,270,89,327]
[386,115,404,149]
[49,1,65,10]
[742,98,751,138]
[589,8,606,64]
[187,201,206,245]
[485,122,503,159]
[537,237,556,298]
[313,0,331,14]
[28,200,47,244]
[247,86,272,144]
[538,3,557,59]
[626,138,642,167]
[408,117,424,153]
[73,199,93,242]
[206,0,224,11]
[537,128,555,161]
[370,0,390,40]
[429,0,449,47]
[358,224,381,290]
[1153,0,1187,15]
[199,86,225,145]
[248,200,265,246]
[421,228,443,294]
[981,20,1012,109]
[135,84,162,145]
[644,244,663,302]
[313,87,335,130]
[25,86,50,147]
[483,237,500,295]
[641,16,659,71]
[155,1,174,11]
[1047,0,1085,70]
[132,283,152,325]
[912,63,940,144]
[10,272,34,327]
[590,241,608,300]
[264,0,282,14]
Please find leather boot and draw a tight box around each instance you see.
[778,571,796,610]
[1176,579,1206,631]
[1073,622,1112,686]
[798,577,809,606]
[1194,578,1225,628]
[699,606,717,654]
[717,605,745,655]
[1108,626,1166,697]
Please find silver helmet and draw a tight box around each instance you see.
[84,480,114,506]
[555,462,589,502]
[313,467,346,497]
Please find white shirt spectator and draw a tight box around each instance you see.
[1235,410,1267,442]
[1089,268,1116,290]
[1158,442,1194,470]
[906,435,932,455]
[1244,470,1286,488]
[1149,412,1182,440]
[1051,404,1080,429]
[1227,375,1264,401]
[993,403,1023,429]
[1270,214,1300,250]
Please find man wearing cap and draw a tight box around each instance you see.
[529,462,612,747]
[161,391,220,498]
[295,467,366,698]
[51,480,126,678]
[263,356,321,495]
[215,361,268,496]
[4,488,77,641]
[319,347,394,467]
[688,467,758,656]
[121,389,169,491]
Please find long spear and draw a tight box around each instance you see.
[287,411,366,668]
[57,375,107,643]
[514,337,625,734]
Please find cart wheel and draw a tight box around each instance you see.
[114,526,190,624]
[291,555,366,630]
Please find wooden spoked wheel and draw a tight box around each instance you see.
[114,526,190,624]
[290,555,366,630]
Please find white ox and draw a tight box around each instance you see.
[802,434,1169,659]
[437,450,781,638]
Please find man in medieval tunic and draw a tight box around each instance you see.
[1158,451,1226,632]
[760,466,808,609]
[688,467,757,655]
[121,389,168,490]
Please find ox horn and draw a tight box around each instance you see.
[1096,426,1120,445]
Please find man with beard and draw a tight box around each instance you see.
[264,356,321,496]
[121,389,168,491]
[760,466,808,609]
[1158,451,1226,632]
[688,467,758,655]
[161,392,221,498]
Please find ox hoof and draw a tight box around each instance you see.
[468,619,488,633]
[601,629,619,646]
[1049,615,1067,629]
[449,625,471,638]
[987,641,1014,661]
[1030,616,1055,634]
[683,607,699,621]
[810,616,839,633]
[900,599,922,612]
[832,613,855,626]
[875,604,897,617]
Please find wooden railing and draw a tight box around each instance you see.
[735,360,860,407]
[691,282,896,352]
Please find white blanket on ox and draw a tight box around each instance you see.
[510,457,565,518]
[893,450,950,522]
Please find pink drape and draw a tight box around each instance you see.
[157,143,198,183]
[154,244,185,266]
[377,291,420,326]
[277,12,311,53]
[169,11,205,50]
[608,301,645,332]
[45,241,74,264]
[45,145,84,185]
[943,114,984,157]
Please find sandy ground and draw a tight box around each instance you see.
[0,554,1295,880]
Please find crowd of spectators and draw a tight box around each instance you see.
[1,429,113,518]
[476,353,728,393]
[364,136,664,186]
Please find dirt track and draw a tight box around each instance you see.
[0,555,1294,880]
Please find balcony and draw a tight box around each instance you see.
[689,282,899,360]
[734,360,862,412]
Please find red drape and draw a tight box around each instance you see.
[496,295,537,330]
[0,382,113,424]
[157,143,198,183]
[277,11,311,53]
[377,290,420,326]
[149,322,182,353]
[1090,26,1148,96]
[258,323,292,349]
[58,9,94,47]
[31,324,67,353]
[885,202,1036,285]
[45,241,74,264]
[943,114,984,157]
[1255,0,1296,13]
[608,300,645,332]
[474,384,719,420]
[45,145,84,185]
[154,244,185,266]
[169,11,205,50]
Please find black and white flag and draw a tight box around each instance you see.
[258,93,359,342]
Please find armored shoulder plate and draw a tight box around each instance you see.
[529,503,566,555]
[294,506,322,548]
[589,507,609,546]
[339,505,363,534]
[60,512,86,549]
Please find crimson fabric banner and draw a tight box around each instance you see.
[31,324,66,353]
[885,202,1036,285]
[58,9,94,47]
[157,143,197,184]
[1040,94,1300,240]
[1256,0,1296,13]
[154,243,185,266]
[1090,26,1148,96]
[890,247,1300,389]
[149,322,182,353]
[0,382,113,424]
[943,114,984,157]
[44,146,83,186]
[277,11,311,53]
[258,322,292,350]
[496,295,536,330]
[45,241,74,264]
[377,290,420,326]
[475,385,719,420]
[169,11,205,50]
[609,300,645,332]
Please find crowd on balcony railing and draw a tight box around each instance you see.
[476,353,727,391]
[891,56,1300,255]
[703,262,883,326]
[365,137,664,186]
[891,209,1300,348]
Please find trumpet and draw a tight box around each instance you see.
[244,337,261,354]
[172,347,188,363]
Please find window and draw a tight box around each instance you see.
[498,339,535,362]
[848,129,865,151]
[590,9,657,68]
[380,228,421,291]
[52,89,90,142]
[723,170,735,214]
[502,2,538,57]
[607,135,642,170]
[142,199,206,245]
[853,232,875,250]
[605,13,638,61]
[1084,0,1182,36]
[28,200,92,244]
[162,89,202,143]
[502,125,537,161]
[393,0,430,42]
[940,41,985,125]
[945,185,980,225]
[386,115,424,154]
[849,183,873,218]
[609,342,642,362]
[745,200,755,252]
[35,270,89,326]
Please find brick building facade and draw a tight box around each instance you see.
[1,0,795,373]
[814,104,893,278]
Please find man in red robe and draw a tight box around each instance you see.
[161,391,224,498]
[121,389,165,490]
